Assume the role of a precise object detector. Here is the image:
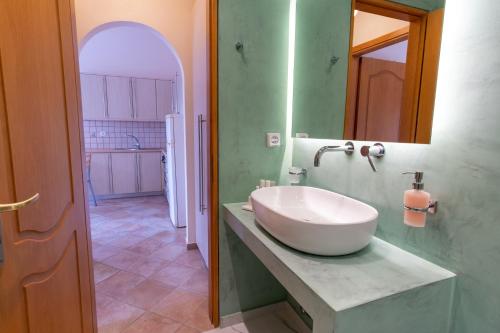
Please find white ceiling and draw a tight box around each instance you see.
[79,24,181,80]
[363,40,408,63]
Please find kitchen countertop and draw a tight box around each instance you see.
[223,203,456,332]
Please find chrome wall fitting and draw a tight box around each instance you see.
[314,142,355,167]
[360,143,385,172]
[404,201,438,214]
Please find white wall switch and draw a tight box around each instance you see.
[266,133,281,147]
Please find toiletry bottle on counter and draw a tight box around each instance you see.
[403,172,431,227]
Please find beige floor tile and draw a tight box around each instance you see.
[120,279,176,310]
[175,250,207,270]
[127,237,170,256]
[150,263,198,287]
[96,270,145,299]
[183,299,214,331]
[124,256,171,278]
[150,289,207,323]
[96,293,144,333]
[92,243,123,262]
[102,250,146,271]
[93,262,119,284]
[177,325,201,333]
[178,268,209,296]
[149,243,187,261]
[121,312,182,333]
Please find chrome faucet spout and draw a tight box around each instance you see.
[126,134,141,150]
[313,142,354,167]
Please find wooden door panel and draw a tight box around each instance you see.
[24,236,83,333]
[356,57,405,142]
[0,0,96,332]
[1,0,74,233]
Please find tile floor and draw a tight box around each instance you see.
[90,196,213,333]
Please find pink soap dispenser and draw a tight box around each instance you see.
[402,172,437,227]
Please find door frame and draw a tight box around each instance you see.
[208,0,220,326]
[344,0,444,143]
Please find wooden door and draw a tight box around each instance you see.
[90,153,112,196]
[133,78,158,121]
[0,1,96,332]
[156,80,174,119]
[80,74,107,120]
[138,152,162,193]
[106,76,133,120]
[111,153,138,194]
[355,57,406,142]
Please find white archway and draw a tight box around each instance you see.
[79,21,189,231]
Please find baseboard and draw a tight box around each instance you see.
[94,191,163,200]
[186,243,198,250]
[220,301,311,333]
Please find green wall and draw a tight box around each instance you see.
[292,0,351,139]
[218,0,449,323]
[292,0,500,331]
[218,0,290,316]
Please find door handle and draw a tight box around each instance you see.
[198,114,207,214]
[0,193,40,213]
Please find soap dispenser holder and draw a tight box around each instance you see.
[404,201,438,214]
[402,171,438,215]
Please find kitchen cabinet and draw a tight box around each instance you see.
[139,152,163,192]
[133,78,158,121]
[156,79,174,119]
[81,74,107,120]
[89,151,163,198]
[111,153,138,194]
[106,76,133,120]
[90,153,112,195]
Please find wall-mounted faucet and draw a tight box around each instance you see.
[360,143,385,172]
[126,134,141,150]
[314,142,354,167]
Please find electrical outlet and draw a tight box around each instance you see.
[266,133,281,147]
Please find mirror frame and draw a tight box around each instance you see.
[344,0,444,143]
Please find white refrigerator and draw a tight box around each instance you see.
[165,114,186,228]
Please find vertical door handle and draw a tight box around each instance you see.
[198,114,207,214]
[0,193,40,213]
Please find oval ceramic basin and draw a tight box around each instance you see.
[251,186,378,256]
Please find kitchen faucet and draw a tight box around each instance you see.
[126,134,141,150]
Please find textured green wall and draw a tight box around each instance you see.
[218,0,290,316]
[218,0,447,321]
[292,0,500,331]
[292,0,351,139]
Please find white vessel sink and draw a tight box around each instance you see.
[251,186,378,256]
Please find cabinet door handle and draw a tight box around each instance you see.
[0,193,40,213]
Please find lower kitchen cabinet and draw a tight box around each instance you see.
[111,153,138,194]
[139,152,163,192]
[89,151,163,198]
[90,153,112,196]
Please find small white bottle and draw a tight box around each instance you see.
[403,172,431,227]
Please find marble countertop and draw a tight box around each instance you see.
[224,203,455,313]
[86,148,165,153]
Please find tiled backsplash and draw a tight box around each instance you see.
[83,120,166,150]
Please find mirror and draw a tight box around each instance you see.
[292,0,445,143]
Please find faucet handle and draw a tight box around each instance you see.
[360,143,385,172]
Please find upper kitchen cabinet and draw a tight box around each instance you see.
[81,74,107,120]
[133,78,158,121]
[156,80,174,119]
[106,76,134,120]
